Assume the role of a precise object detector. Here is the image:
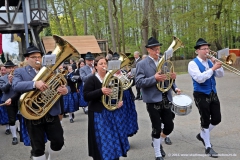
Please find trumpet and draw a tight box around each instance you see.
[207,50,240,76]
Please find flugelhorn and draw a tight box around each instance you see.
[156,36,184,92]
[207,50,240,76]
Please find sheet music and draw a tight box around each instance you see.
[217,48,229,59]
[107,60,121,70]
[165,48,174,60]
[42,54,56,66]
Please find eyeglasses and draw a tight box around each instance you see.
[199,48,210,51]
[151,48,161,52]
[29,56,42,60]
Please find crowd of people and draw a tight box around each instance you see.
[0,36,224,160]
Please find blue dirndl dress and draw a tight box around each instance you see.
[94,108,130,160]
[63,92,79,113]
[122,89,138,136]
[78,82,88,107]
[0,99,9,125]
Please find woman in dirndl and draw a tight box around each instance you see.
[76,60,88,113]
[112,52,138,137]
[0,92,10,134]
[84,56,130,160]
[63,65,79,123]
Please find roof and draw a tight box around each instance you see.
[42,35,102,54]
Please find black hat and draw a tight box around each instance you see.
[194,38,211,49]
[24,46,43,57]
[4,60,16,67]
[112,52,120,59]
[145,37,162,48]
[85,52,94,60]
[46,51,52,55]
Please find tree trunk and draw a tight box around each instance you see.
[112,0,121,53]
[49,0,64,36]
[141,0,150,54]
[65,0,78,35]
[119,0,125,53]
[63,0,70,35]
[108,0,116,52]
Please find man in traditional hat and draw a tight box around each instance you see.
[80,52,95,114]
[135,37,180,160]
[188,38,224,158]
[0,60,18,144]
[12,46,69,160]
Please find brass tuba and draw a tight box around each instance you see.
[156,36,184,92]
[19,35,79,120]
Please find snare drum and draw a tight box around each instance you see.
[171,94,192,116]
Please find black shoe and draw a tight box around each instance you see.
[165,137,172,145]
[160,144,166,157]
[138,97,142,100]
[12,137,18,145]
[151,143,165,157]
[70,119,74,123]
[196,133,212,147]
[155,157,164,160]
[72,113,75,119]
[5,129,11,135]
[205,147,218,158]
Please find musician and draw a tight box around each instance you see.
[135,37,178,160]
[188,38,224,158]
[75,60,88,108]
[0,65,11,135]
[0,60,18,145]
[63,65,79,123]
[80,52,95,114]
[83,56,129,160]
[12,46,69,160]
[132,51,142,100]
[112,52,139,137]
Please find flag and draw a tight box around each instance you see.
[1,53,6,63]
[0,33,2,54]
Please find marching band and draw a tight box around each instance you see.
[2,36,240,160]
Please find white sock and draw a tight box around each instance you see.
[200,128,211,149]
[161,123,164,129]
[69,113,73,119]
[160,136,165,142]
[10,125,17,138]
[33,155,46,160]
[166,135,170,138]
[16,120,20,131]
[209,124,215,132]
[6,124,10,130]
[153,138,161,157]
[48,145,60,160]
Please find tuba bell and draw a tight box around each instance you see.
[156,36,184,92]
[19,35,79,120]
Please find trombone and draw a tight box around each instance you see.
[207,50,240,76]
